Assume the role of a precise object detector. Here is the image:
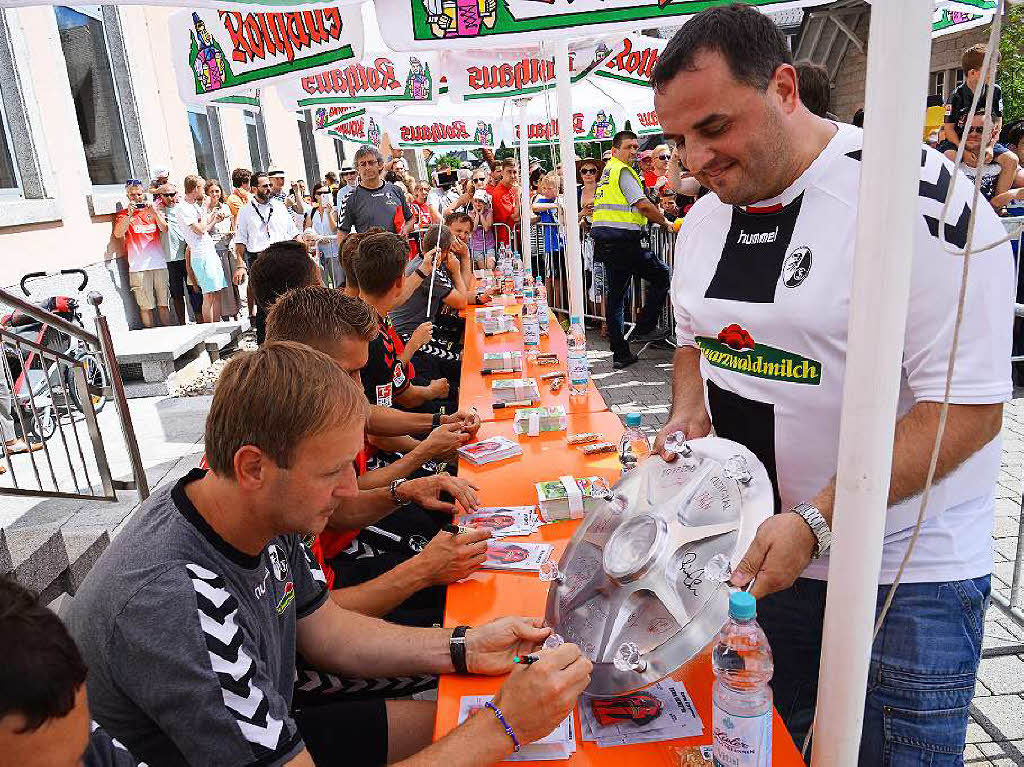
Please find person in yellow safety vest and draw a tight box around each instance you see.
[591,130,673,370]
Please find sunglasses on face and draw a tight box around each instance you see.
[161,193,177,199]
[473,177,487,183]
[581,167,598,175]
[125,179,142,187]
[656,154,671,161]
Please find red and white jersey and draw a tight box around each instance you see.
[671,122,1013,584]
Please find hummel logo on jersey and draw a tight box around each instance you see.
[737,227,778,245]
[697,324,822,385]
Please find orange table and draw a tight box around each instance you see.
[435,414,805,765]
[460,310,608,421]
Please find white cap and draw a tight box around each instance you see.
[152,166,171,180]
[473,189,490,203]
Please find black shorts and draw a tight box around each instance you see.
[166,260,188,299]
[294,697,389,766]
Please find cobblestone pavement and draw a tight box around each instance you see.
[586,330,1024,765]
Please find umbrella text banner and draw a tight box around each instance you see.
[442,41,611,102]
[172,5,363,104]
[377,0,817,50]
[592,33,666,87]
[277,52,440,109]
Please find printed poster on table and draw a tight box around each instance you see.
[172,5,363,104]
[276,52,441,109]
[376,0,821,51]
[442,40,611,102]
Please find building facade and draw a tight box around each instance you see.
[0,4,350,329]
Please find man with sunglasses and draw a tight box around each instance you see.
[232,171,302,338]
[153,184,193,326]
[113,180,170,328]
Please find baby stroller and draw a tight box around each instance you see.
[1,270,109,443]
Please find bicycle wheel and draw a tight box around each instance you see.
[67,352,109,415]
[28,404,57,443]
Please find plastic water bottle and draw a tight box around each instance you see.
[522,298,540,356]
[536,284,549,335]
[617,412,649,475]
[567,316,588,396]
[712,592,774,767]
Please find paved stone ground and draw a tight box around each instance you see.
[585,329,1024,765]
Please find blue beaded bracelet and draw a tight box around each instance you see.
[484,701,521,753]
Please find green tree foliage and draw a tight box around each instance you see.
[999,6,1024,124]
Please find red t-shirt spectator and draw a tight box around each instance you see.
[490,182,518,247]
[117,207,166,272]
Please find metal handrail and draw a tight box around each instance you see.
[0,285,149,501]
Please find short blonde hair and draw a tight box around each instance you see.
[539,172,559,191]
[204,341,368,477]
[266,287,378,352]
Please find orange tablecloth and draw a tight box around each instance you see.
[434,413,805,765]
[460,310,608,421]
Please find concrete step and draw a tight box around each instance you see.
[3,522,68,594]
[111,325,216,397]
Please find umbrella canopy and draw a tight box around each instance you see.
[375,0,822,51]
[277,51,441,109]
[171,4,364,104]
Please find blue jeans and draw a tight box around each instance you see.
[758,576,990,765]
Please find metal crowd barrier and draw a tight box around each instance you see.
[528,220,677,341]
[0,283,148,502]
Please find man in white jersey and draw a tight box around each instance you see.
[651,5,1012,762]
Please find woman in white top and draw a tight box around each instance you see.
[307,182,342,288]
[204,180,239,319]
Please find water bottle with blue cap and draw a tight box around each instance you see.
[711,591,774,766]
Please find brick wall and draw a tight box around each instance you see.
[830,19,990,122]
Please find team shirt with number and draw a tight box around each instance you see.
[671,122,1012,584]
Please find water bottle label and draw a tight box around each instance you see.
[568,354,588,385]
[712,703,772,767]
[523,319,540,347]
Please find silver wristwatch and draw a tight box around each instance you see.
[389,477,410,506]
[791,503,832,559]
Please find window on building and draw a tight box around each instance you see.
[929,70,946,99]
[187,108,217,181]
[244,109,269,172]
[954,68,965,88]
[334,138,345,172]
[55,5,132,187]
[0,95,20,195]
[297,110,319,188]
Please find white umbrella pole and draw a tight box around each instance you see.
[554,38,585,321]
[517,98,533,270]
[812,1,933,764]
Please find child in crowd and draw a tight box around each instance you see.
[467,189,495,268]
[531,172,563,279]
[941,44,1018,197]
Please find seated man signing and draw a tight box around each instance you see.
[356,232,455,413]
[67,342,592,767]
[265,286,486,628]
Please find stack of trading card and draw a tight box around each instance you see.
[513,405,568,436]
[578,681,704,747]
[482,351,523,374]
[457,696,576,761]
[454,506,541,537]
[482,315,518,335]
[474,305,507,323]
[492,378,540,405]
[535,476,612,521]
[457,436,523,465]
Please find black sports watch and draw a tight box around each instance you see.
[432,411,443,428]
[450,625,470,674]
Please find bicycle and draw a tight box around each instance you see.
[1,269,110,443]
